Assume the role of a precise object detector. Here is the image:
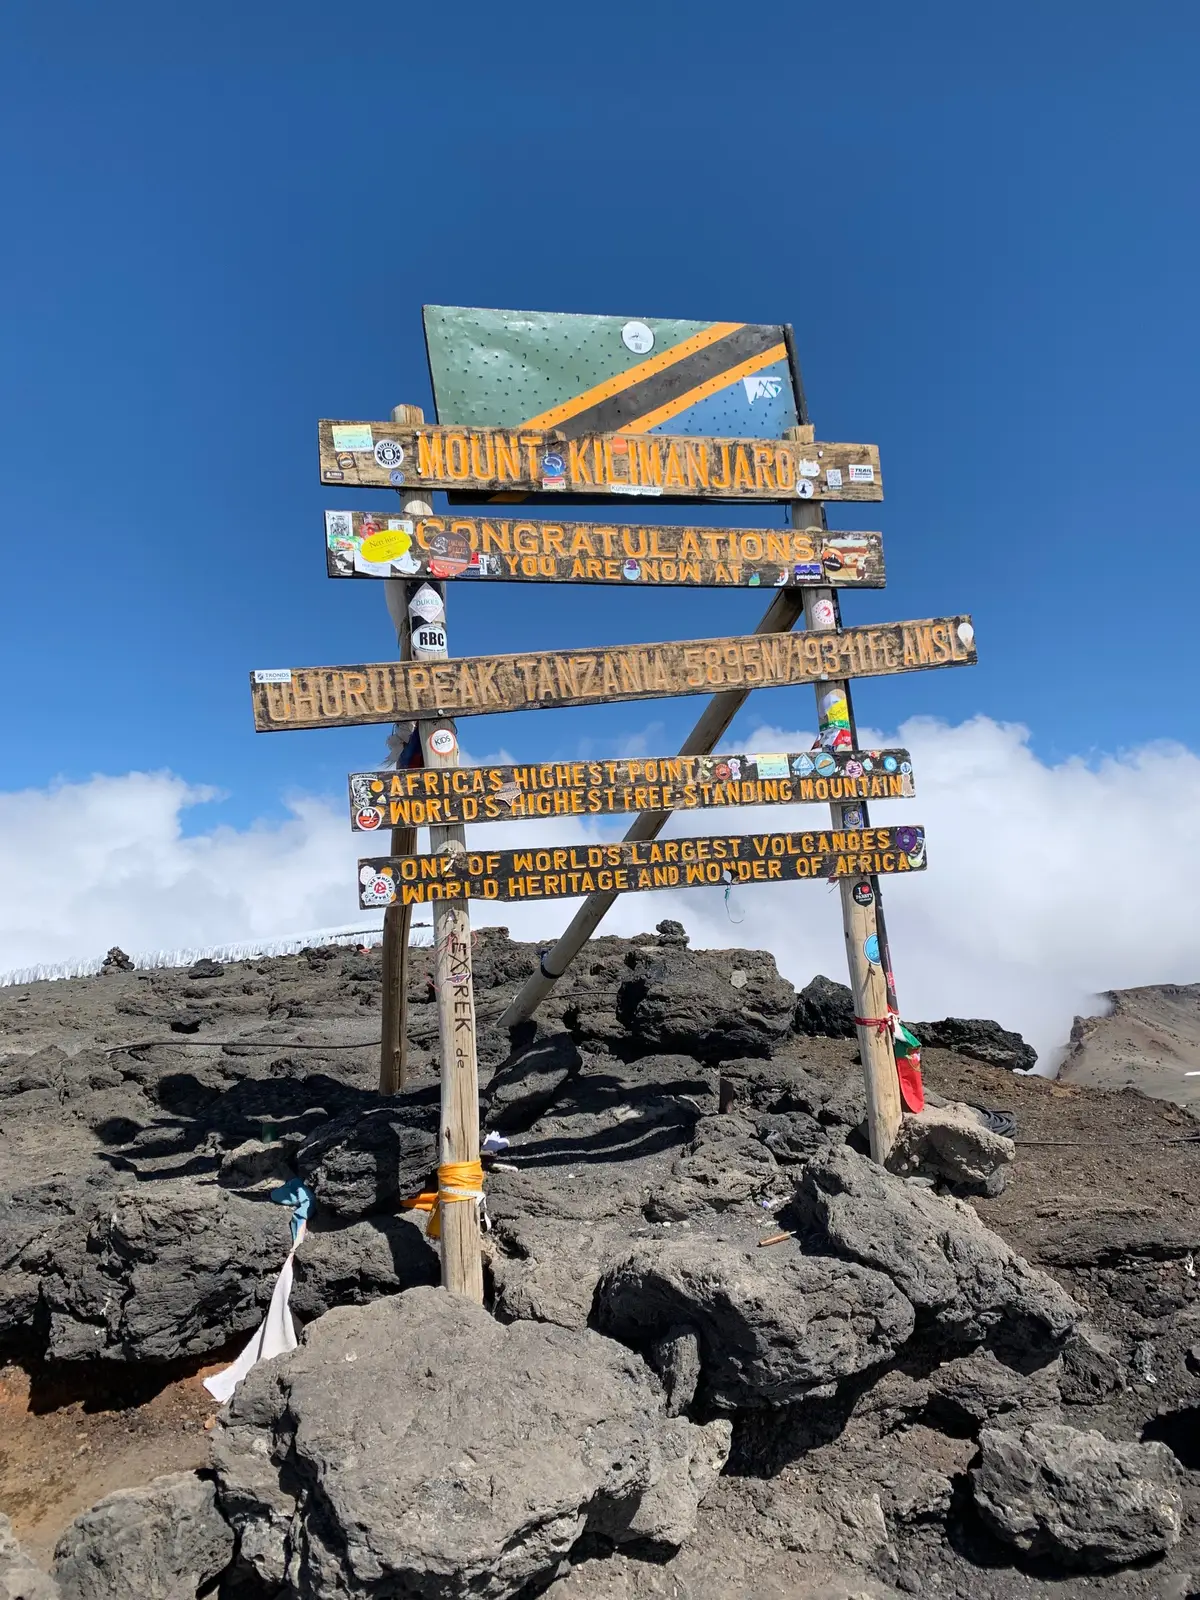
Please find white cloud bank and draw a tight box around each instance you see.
[3,716,1198,1065]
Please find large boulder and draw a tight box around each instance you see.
[885,1099,1015,1187]
[972,1423,1183,1569]
[52,1472,233,1600]
[296,1101,436,1218]
[488,1218,632,1330]
[648,1115,783,1221]
[483,1031,582,1131]
[0,1512,60,1600]
[793,1146,1080,1352]
[596,1234,914,1407]
[212,1289,730,1599]
[616,946,795,1062]
[910,1016,1037,1073]
[794,975,856,1037]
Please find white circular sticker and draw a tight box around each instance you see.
[812,599,836,629]
[795,479,814,499]
[373,439,404,469]
[621,320,654,354]
[429,727,457,756]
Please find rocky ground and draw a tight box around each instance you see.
[0,925,1197,1599]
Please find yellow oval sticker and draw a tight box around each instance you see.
[360,527,413,563]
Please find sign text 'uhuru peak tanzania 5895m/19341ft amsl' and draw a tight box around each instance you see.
[251,617,976,731]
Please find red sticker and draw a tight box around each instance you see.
[356,807,383,830]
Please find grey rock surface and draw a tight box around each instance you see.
[794,974,856,1037]
[648,1113,782,1220]
[296,1101,435,1218]
[52,1471,233,1600]
[927,1349,1062,1431]
[0,1513,60,1600]
[483,1030,582,1131]
[911,1016,1037,1073]
[794,1145,1080,1351]
[885,1099,1015,1186]
[212,1288,730,1599]
[972,1422,1183,1569]
[616,945,795,1062]
[597,1233,914,1407]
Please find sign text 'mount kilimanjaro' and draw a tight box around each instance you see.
[358,827,928,907]
[348,748,915,830]
[319,421,883,503]
[251,617,976,731]
[327,512,885,589]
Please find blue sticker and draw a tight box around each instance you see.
[793,754,815,776]
[883,756,898,773]
[542,452,565,476]
[389,469,405,485]
[815,753,836,776]
[794,562,823,579]
[864,934,880,964]
[900,760,912,775]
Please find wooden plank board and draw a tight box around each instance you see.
[348,747,915,830]
[326,511,885,589]
[250,616,976,732]
[318,420,882,503]
[357,826,928,907]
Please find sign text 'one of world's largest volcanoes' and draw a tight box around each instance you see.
[251,618,976,732]
[319,420,882,503]
[357,826,928,907]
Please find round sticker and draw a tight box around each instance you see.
[852,881,873,907]
[359,864,377,884]
[412,623,448,659]
[814,753,836,776]
[428,528,471,577]
[622,559,641,580]
[844,759,863,778]
[541,451,566,477]
[389,469,405,486]
[374,439,404,469]
[861,758,874,772]
[895,828,919,853]
[360,526,413,564]
[429,727,457,757]
[843,806,864,827]
[355,807,383,831]
[795,479,814,499]
[363,874,395,905]
[864,934,881,964]
[957,621,975,650]
[621,320,654,354]
[811,598,836,629]
[900,760,912,775]
[883,755,898,773]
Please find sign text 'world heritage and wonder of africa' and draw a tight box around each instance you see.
[347,748,916,830]
[357,827,928,907]
[318,421,882,503]
[251,618,976,731]
[326,511,885,589]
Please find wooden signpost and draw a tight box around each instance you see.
[250,617,975,731]
[348,748,916,830]
[319,420,882,502]
[250,305,978,1305]
[327,510,886,589]
[357,826,927,908]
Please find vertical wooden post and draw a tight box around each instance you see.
[788,431,903,1161]
[378,408,482,1299]
[377,403,429,1095]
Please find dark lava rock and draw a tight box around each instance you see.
[794,974,856,1037]
[100,946,134,974]
[187,958,225,979]
[655,919,689,946]
[296,1102,436,1218]
[617,946,795,1063]
[212,1288,731,1599]
[53,1471,233,1600]
[484,1031,582,1132]
[793,1145,1080,1352]
[972,1422,1182,1569]
[910,1016,1037,1073]
[597,1233,914,1408]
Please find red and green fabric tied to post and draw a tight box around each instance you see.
[855,1011,925,1114]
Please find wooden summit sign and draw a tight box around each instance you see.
[319,420,882,503]
[349,748,916,830]
[326,511,885,589]
[251,617,975,731]
[358,825,928,907]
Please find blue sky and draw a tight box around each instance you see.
[1,1,1197,834]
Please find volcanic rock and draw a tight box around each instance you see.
[616,945,795,1062]
[794,974,856,1037]
[972,1422,1183,1569]
[911,1016,1037,1073]
[295,1101,436,1218]
[212,1288,731,1598]
[793,1145,1080,1352]
[596,1233,915,1407]
[52,1472,233,1600]
[885,1098,1015,1187]
[0,1512,60,1600]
